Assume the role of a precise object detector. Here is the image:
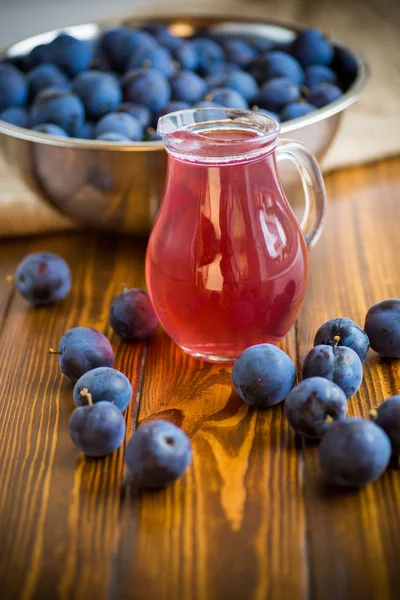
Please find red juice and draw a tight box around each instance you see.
[146,127,308,362]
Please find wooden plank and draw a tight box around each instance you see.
[111,329,308,599]
[296,157,400,600]
[0,233,147,599]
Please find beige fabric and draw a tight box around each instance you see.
[1,0,399,236]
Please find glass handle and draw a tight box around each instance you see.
[276,139,327,249]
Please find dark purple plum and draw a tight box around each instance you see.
[0,106,29,127]
[0,64,28,111]
[258,77,300,112]
[170,70,207,104]
[72,71,122,119]
[319,418,391,487]
[93,112,143,141]
[364,299,400,358]
[10,251,71,305]
[27,63,70,98]
[122,68,171,113]
[125,420,192,488]
[303,344,363,398]
[232,343,296,408]
[206,87,248,110]
[314,317,370,362]
[30,88,84,135]
[73,366,132,412]
[372,396,400,455]
[285,377,347,438]
[48,33,93,76]
[50,327,114,382]
[291,29,334,67]
[110,287,159,341]
[69,396,126,457]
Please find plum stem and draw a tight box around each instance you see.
[48,348,62,355]
[325,414,334,425]
[121,283,128,293]
[80,387,93,406]
[333,335,340,347]
[252,104,260,111]
[5,275,14,283]
[369,409,378,421]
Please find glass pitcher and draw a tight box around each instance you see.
[145,108,326,363]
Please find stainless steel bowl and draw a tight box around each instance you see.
[0,15,368,234]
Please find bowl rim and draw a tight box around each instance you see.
[0,14,369,151]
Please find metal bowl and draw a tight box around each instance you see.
[0,15,368,234]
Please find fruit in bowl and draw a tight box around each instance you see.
[0,23,355,141]
[0,17,367,234]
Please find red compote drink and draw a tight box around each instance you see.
[146,108,325,362]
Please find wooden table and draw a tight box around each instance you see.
[1,156,399,600]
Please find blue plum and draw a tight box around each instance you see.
[72,71,122,119]
[69,398,126,457]
[73,121,94,139]
[48,33,93,76]
[285,377,347,438]
[94,112,143,141]
[250,51,304,85]
[302,344,363,398]
[110,287,159,341]
[304,65,337,89]
[280,101,316,121]
[125,45,175,77]
[30,88,85,135]
[191,38,225,73]
[22,43,51,70]
[206,87,248,110]
[73,366,132,412]
[332,46,358,84]
[232,343,296,408]
[319,418,391,487]
[174,41,199,71]
[33,123,69,136]
[258,77,300,112]
[291,28,334,67]
[122,68,171,113]
[0,106,29,127]
[305,82,343,108]
[125,420,192,488]
[202,62,240,78]
[373,396,400,455]
[98,27,132,68]
[116,30,157,71]
[170,70,207,104]
[0,64,28,111]
[153,29,184,52]
[116,103,152,128]
[364,299,400,358]
[206,70,259,103]
[27,64,70,98]
[50,327,114,382]
[222,40,256,68]
[11,251,71,305]
[314,317,370,362]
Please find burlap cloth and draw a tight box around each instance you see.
[1,0,399,237]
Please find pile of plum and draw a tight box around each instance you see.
[233,310,400,489]
[9,251,192,489]
[0,23,357,141]
[11,249,400,492]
